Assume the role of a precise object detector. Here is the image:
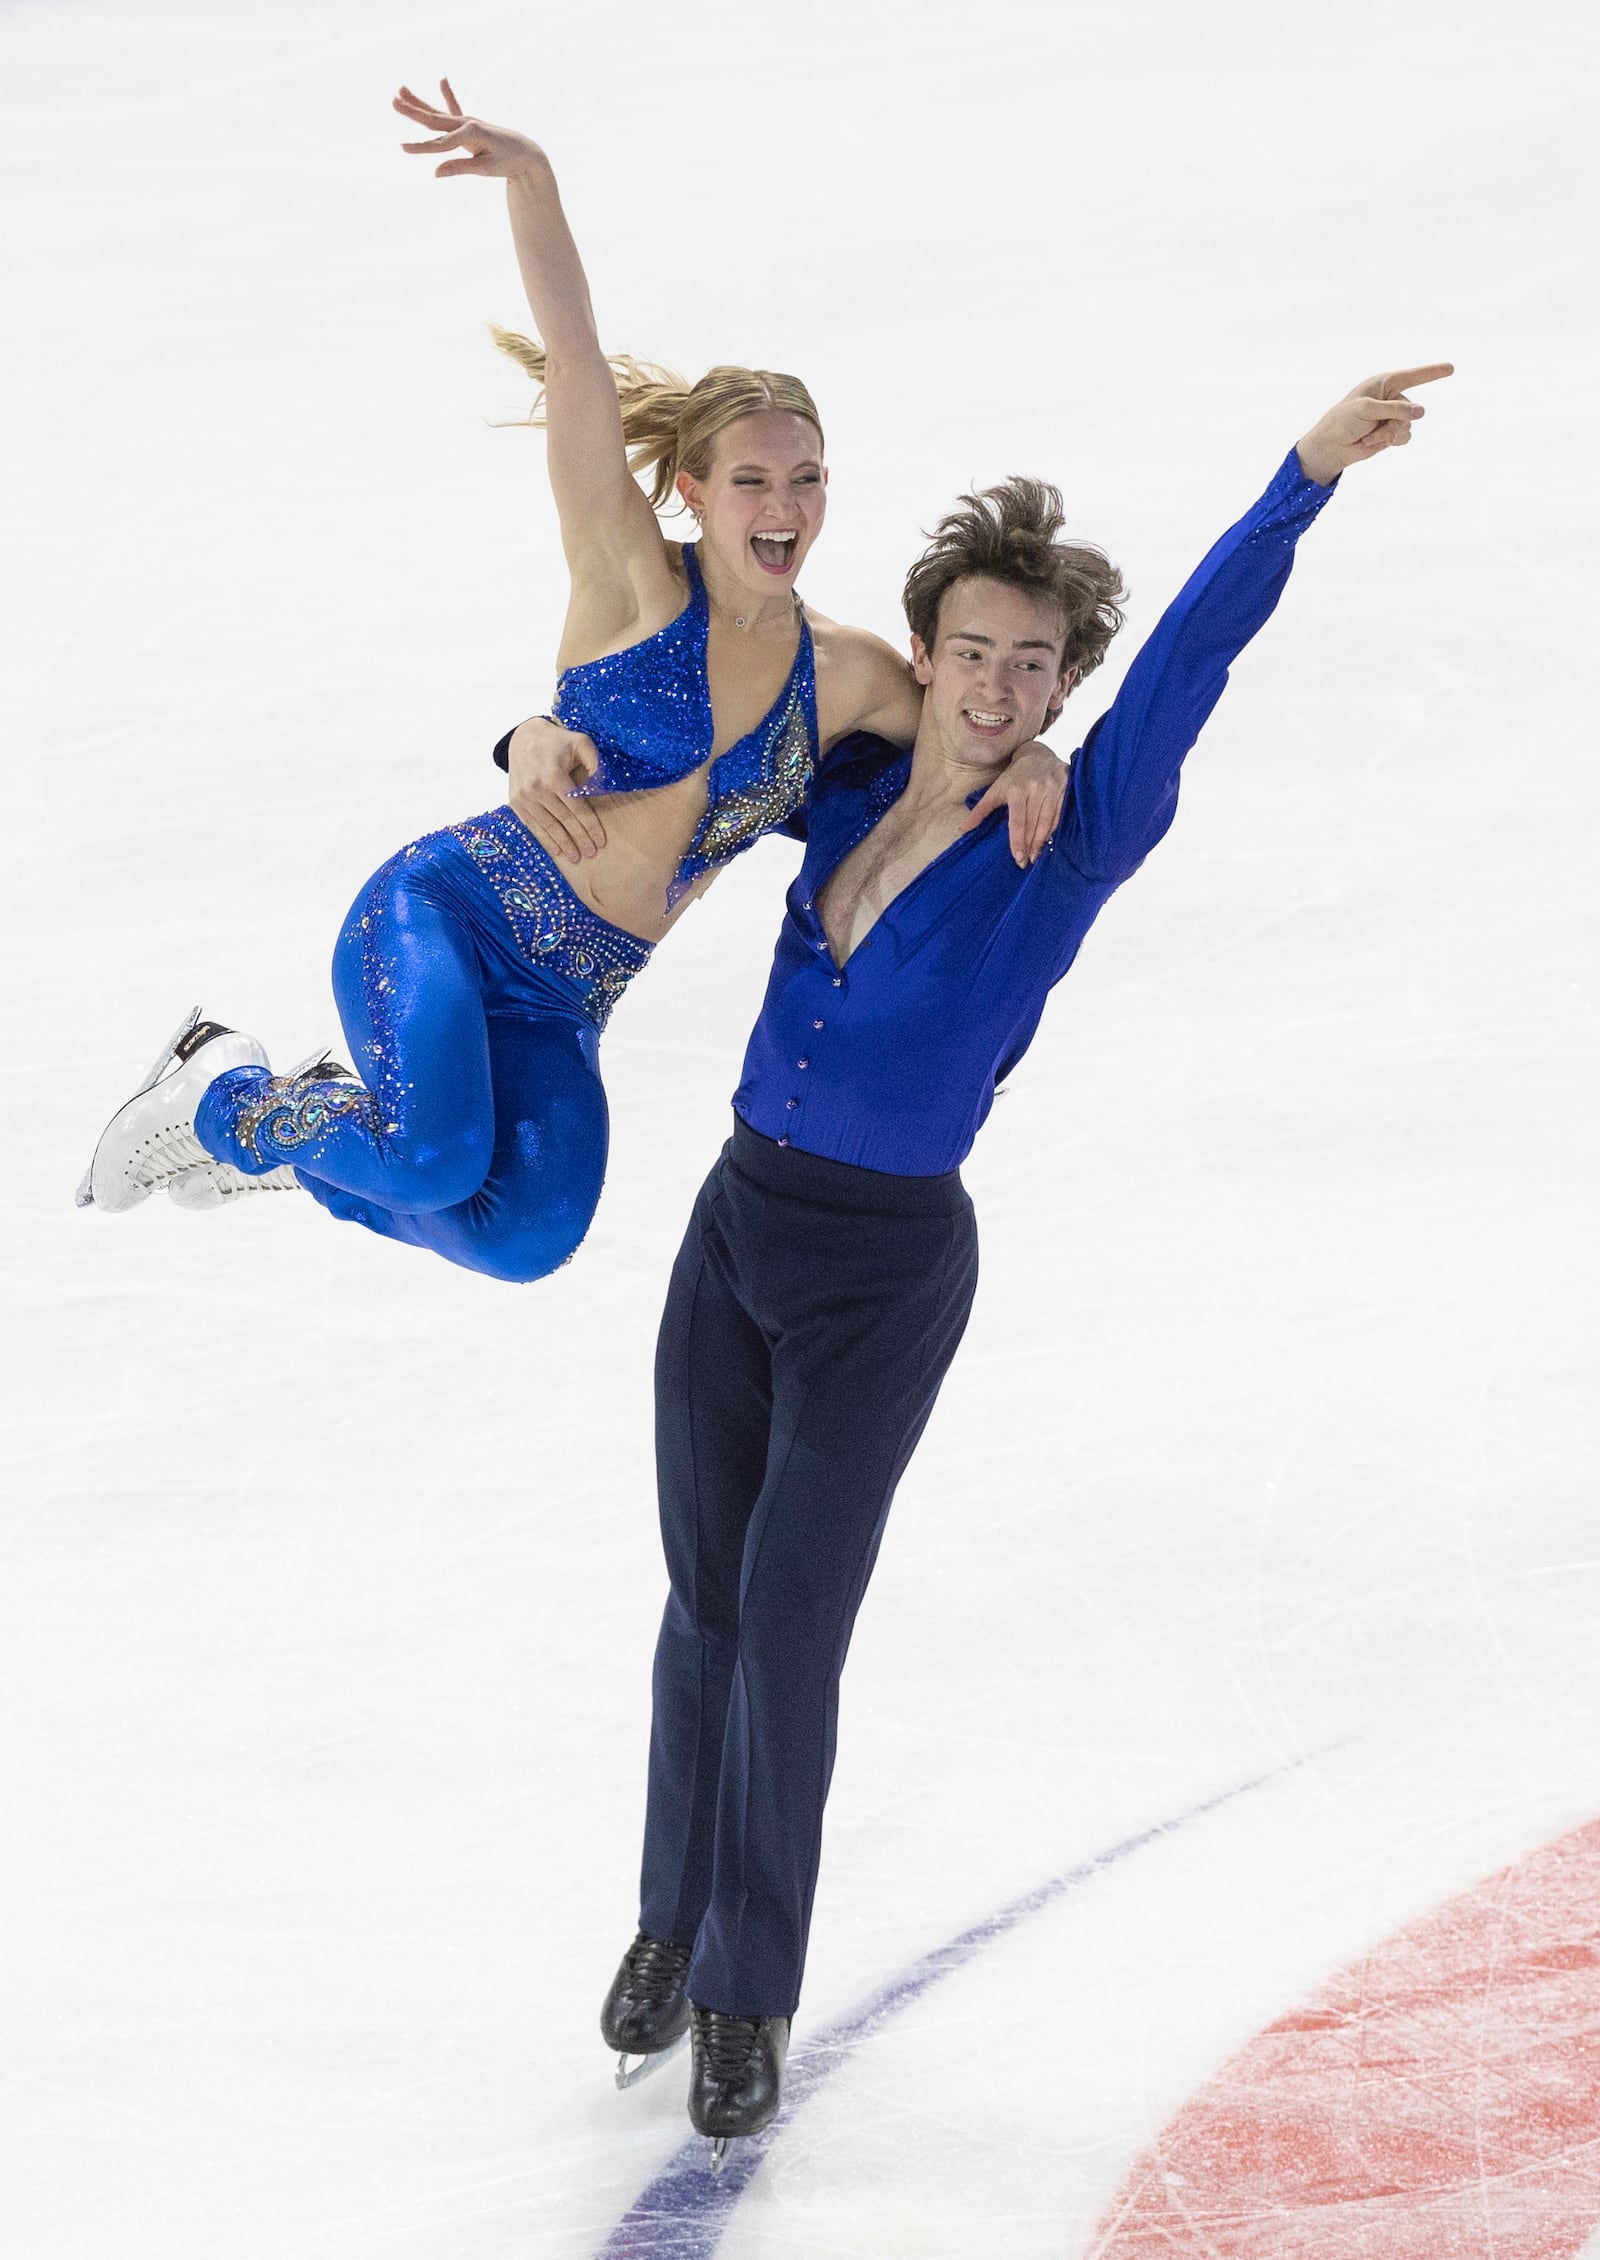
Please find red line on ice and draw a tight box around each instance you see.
[1087,1815,1600,2260]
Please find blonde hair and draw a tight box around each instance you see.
[491,327,824,512]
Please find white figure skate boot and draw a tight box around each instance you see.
[77,1008,271,1214]
[160,1047,352,1212]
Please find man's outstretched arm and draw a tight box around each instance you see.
[1063,364,1453,886]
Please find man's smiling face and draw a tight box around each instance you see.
[912,576,1075,771]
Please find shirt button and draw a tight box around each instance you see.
[777,1136,789,1147]
[785,1097,798,1110]
[797,1058,809,1070]
[812,1019,825,1030]
[803,898,813,910]
[831,976,843,988]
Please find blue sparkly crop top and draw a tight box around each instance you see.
[494,544,819,904]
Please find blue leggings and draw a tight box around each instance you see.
[196,813,652,1284]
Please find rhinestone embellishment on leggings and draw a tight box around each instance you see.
[448,809,653,1032]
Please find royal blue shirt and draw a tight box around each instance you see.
[733,450,1337,1175]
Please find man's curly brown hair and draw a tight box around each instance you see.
[902,478,1127,725]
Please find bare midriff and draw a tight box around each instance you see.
[552,764,721,944]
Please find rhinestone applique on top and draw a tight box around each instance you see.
[550,543,819,905]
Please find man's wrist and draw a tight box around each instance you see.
[1295,439,1340,488]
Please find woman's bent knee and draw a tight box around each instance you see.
[478,1208,594,1285]
[380,1127,493,1214]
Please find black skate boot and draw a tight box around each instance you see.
[601,1932,693,2090]
[687,2002,789,2171]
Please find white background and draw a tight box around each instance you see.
[3,1,1597,2252]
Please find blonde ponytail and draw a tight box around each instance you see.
[491,327,823,514]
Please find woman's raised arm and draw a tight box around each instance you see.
[395,81,660,594]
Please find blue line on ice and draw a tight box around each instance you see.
[593,1766,1284,2257]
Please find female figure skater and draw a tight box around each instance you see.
[78,84,1065,1282]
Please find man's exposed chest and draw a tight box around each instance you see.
[815,801,973,965]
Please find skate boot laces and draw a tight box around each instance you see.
[167,1162,301,1210]
[698,2009,765,2081]
[125,1117,212,1190]
[623,1934,692,2004]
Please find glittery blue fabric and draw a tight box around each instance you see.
[196,816,648,1282]
[551,544,818,902]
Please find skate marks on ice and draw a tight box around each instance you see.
[1086,1812,1600,2260]
[595,1766,1290,2259]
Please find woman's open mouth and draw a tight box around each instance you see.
[750,531,799,574]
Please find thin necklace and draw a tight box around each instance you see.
[692,525,798,631]
[724,592,801,632]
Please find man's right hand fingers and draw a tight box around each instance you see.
[511,792,585,863]
[532,785,606,860]
[1352,396,1425,423]
[1378,363,1454,396]
[1346,363,1454,405]
[561,792,608,856]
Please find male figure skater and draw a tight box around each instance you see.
[525,365,1449,2162]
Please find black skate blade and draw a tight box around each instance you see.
[614,2030,688,2091]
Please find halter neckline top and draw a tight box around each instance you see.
[549,542,819,904]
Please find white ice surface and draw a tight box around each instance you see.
[4,2,1599,2254]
